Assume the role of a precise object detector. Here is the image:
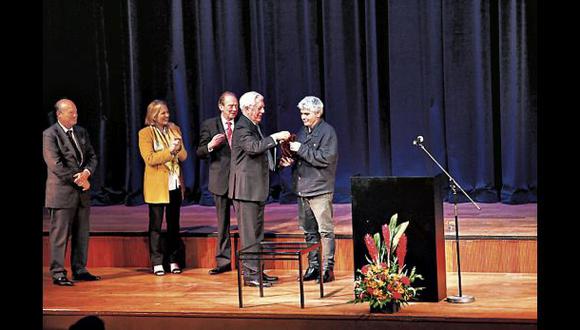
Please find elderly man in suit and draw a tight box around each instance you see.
[228,91,290,287]
[43,98,100,286]
[197,91,239,275]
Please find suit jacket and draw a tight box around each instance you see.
[138,123,188,204]
[43,123,98,208]
[196,116,236,196]
[228,114,277,202]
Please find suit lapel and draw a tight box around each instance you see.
[216,117,225,134]
[57,124,83,164]
[55,125,76,160]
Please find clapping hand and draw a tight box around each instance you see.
[170,138,182,154]
[209,133,226,149]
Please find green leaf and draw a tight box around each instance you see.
[365,255,373,264]
[373,232,383,263]
[392,221,409,250]
[388,213,399,236]
[373,232,381,247]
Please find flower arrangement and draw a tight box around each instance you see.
[352,214,423,311]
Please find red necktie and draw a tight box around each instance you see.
[226,121,233,147]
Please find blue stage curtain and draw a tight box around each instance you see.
[43,0,537,205]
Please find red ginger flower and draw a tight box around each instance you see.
[364,233,379,263]
[392,292,402,300]
[382,223,391,256]
[396,233,407,269]
[401,276,410,286]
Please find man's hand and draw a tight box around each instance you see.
[74,171,91,191]
[271,131,291,142]
[279,156,294,167]
[289,141,301,152]
[73,170,90,184]
[209,133,226,149]
[80,180,91,191]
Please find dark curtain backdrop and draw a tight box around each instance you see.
[42,0,536,206]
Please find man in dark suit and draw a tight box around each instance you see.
[197,91,239,275]
[228,91,290,287]
[43,99,100,286]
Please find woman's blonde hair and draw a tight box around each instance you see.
[144,100,168,126]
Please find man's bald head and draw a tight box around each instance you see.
[55,99,78,129]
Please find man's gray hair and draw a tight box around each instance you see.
[239,91,263,112]
[297,96,324,116]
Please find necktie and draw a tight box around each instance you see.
[226,121,233,147]
[256,125,275,171]
[66,130,82,165]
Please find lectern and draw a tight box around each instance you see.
[351,176,447,302]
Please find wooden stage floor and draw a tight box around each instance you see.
[43,267,536,329]
[43,203,537,328]
[42,202,537,238]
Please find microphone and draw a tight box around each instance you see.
[412,135,424,146]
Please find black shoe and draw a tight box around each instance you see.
[316,269,335,283]
[53,276,74,286]
[302,267,320,281]
[262,272,279,282]
[244,279,273,287]
[73,272,101,281]
[208,264,232,275]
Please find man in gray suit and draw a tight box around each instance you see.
[197,91,239,275]
[228,91,290,287]
[43,99,100,286]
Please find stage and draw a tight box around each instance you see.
[43,268,536,329]
[43,202,537,329]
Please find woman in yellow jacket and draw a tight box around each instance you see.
[138,100,188,276]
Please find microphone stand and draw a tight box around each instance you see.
[414,138,480,304]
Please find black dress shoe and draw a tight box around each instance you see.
[53,276,74,286]
[316,269,335,283]
[302,267,320,281]
[262,272,278,282]
[208,264,232,275]
[73,272,101,281]
[244,279,272,287]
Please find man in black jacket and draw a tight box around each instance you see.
[281,96,338,283]
[197,91,239,275]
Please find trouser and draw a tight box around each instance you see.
[148,189,184,266]
[213,194,233,267]
[49,205,90,279]
[233,199,265,280]
[298,193,335,271]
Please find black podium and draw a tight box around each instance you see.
[351,176,447,302]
